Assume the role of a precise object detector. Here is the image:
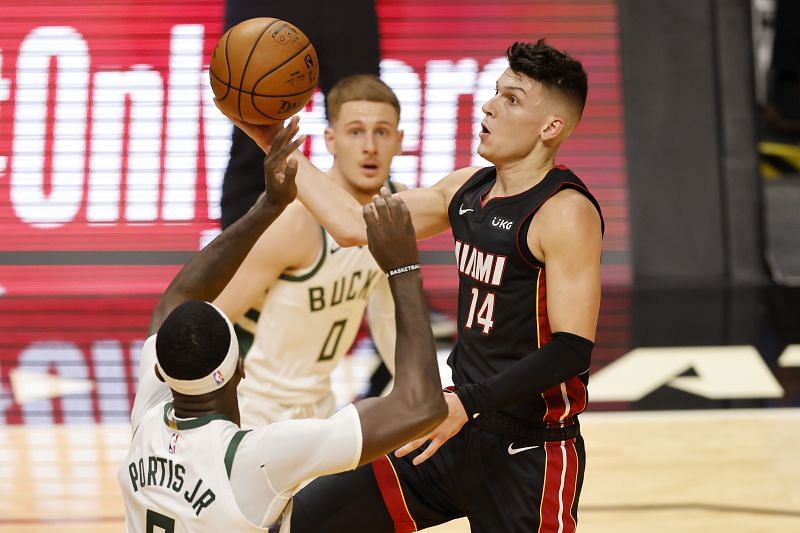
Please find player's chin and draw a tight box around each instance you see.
[355,176,387,196]
[358,169,388,185]
[477,142,496,162]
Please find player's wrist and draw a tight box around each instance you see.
[454,384,487,421]
[385,263,421,278]
[250,195,289,221]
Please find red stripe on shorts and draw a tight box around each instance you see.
[371,455,417,533]
[538,441,580,533]
[561,440,580,531]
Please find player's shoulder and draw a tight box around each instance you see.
[257,200,319,245]
[433,166,485,200]
[545,187,596,211]
[249,200,322,267]
[450,166,485,183]
[537,188,603,237]
[279,199,319,229]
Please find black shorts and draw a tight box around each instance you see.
[290,421,586,533]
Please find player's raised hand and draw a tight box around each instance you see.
[262,117,305,210]
[363,188,419,273]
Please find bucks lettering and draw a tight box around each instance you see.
[128,456,215,516]
[308,269,379,311]
[454,241,507,286]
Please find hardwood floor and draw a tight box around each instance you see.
[2,409,798,532]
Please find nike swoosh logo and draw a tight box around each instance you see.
[458,204,474,215]
[507,443,540,455]
[330,246,342,254]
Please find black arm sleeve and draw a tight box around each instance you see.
[454,331,594,419]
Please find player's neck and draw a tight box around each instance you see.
[171,391,241,426]
[327,167,377,206]
[492,150,556,198]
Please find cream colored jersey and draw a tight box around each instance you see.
[120,336,363,532]
[236,226,394,426]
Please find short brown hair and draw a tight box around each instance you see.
[507,40,588,118]
[326,74,401,124]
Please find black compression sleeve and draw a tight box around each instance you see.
[454,331,594,419]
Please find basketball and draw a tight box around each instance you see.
[209,17,319,125]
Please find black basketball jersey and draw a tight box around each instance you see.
[447,165,604,424]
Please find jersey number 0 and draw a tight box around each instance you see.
[318,319,348,361]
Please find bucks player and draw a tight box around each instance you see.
[118,118,446,531]
[214,75,405,425]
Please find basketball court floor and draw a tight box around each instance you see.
[1,286,799,532]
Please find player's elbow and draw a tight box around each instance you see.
[427,394,448,425]
[325,221,365,247]
[407,389,448,431]
[332,231,364,248]
[329,210,368,247]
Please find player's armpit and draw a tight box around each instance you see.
[213,202,321,322]
[294,154,368,247]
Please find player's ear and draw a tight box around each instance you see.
[154,364,165,382]
[541,116,564,141]
[324,126,336,155]
[394,129,404,156]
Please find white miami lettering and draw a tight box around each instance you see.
[454,240,507,286]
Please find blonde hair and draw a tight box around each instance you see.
[326,74,400,124]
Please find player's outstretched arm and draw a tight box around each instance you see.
[215,107,471,245]
[147,120,305,336]
[353,189,447,466]
[294,156,473,245]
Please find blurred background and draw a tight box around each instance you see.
[0,0,798,531]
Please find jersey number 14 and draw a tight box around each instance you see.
[465,287,495,335]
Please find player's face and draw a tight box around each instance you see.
[325,101,403,197]
[477,69,551,164]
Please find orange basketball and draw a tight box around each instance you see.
[210,17,319,125]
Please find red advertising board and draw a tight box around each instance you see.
[0,0,630,423]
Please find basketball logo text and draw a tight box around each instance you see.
[271,23,299,45]
[279,100,299,113]
[304,54,317,83]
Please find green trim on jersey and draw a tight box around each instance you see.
[162,402,230,430]
[244,308,261,323]
[234,323,254,359]
[224,429,252,478]
[279,225,327,282]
